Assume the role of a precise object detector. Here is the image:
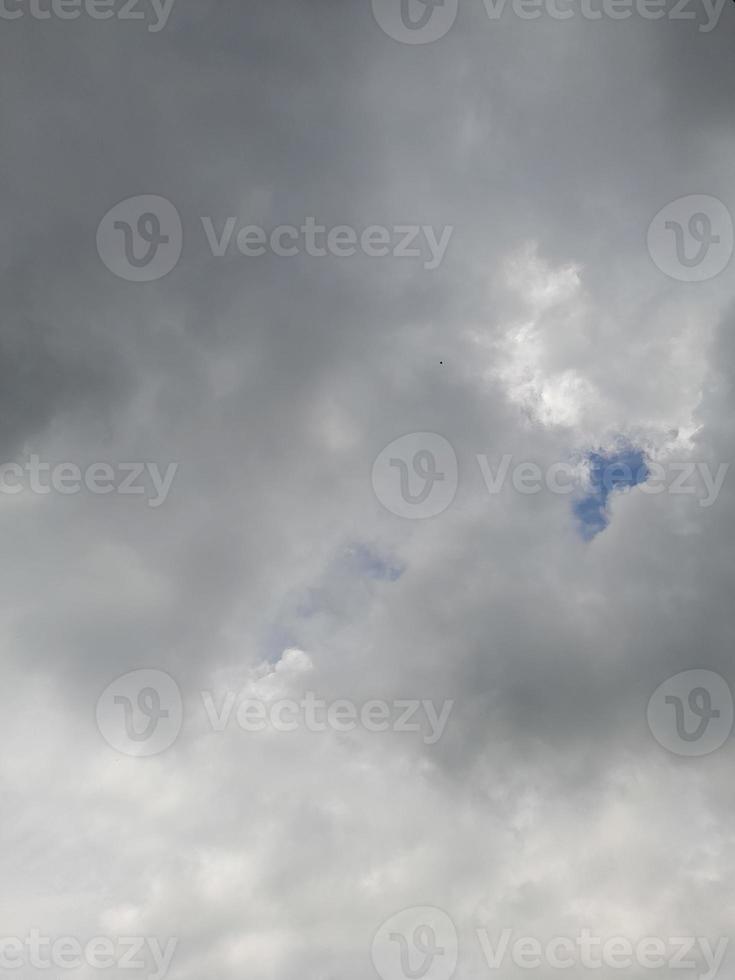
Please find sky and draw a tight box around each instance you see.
[1,2,735,980]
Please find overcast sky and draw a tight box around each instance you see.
[1,2,735,979]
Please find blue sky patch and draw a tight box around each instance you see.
[573,446,649,540]
[343,542,404,581]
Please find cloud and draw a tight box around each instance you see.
[0,3,734,979]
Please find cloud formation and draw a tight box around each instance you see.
[1,3,734,980]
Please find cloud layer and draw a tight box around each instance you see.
[1,2,734,979]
